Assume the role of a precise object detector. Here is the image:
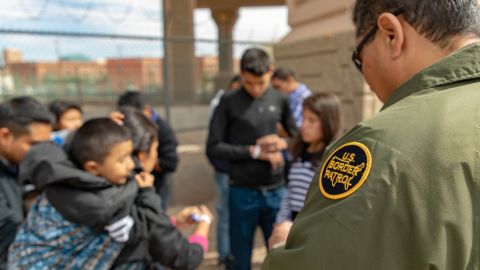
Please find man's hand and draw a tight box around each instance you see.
[249,145,284,169]
[257,134,288,153]
[109,111,125,125]
[135,172,155,188]
[267,152,284,170]
[268,221,293,250]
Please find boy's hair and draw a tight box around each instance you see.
[119,106,158,156]
[240,48,271,76]
[49,99,82,123]
[0,96,53,136]
[70,118,131,167]
[272,67,297,81]
[117,91,147,110]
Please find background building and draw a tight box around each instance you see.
[275,0,383,130]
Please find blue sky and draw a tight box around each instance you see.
[0,0,290,61]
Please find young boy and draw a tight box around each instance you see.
[0,96,52,269]
[9,118,210,269]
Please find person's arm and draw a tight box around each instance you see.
[280,97,298,138]
[115,173,160,244]
[268,221,293,251]
[155,117,179,173]
[275,188,292,224]
[148,215,205,270]
[268,189,293,250]
[206,96,252,161]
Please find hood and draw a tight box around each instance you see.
[19,141,112,190]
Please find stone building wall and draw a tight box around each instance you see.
[274,0,383,130]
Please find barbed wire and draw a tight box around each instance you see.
[102,0,134,24]
[18,0,50,20]
[59,0,94,23]
[10,0,286,43]
[16,0,137,24]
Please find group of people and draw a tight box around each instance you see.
[206,48,342,270]
[0,93,213,269]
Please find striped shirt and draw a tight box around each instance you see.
[276,151,321,223]
[287,84,312,127]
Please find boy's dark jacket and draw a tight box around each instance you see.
[19,142,204,270]
[19,141,137,230]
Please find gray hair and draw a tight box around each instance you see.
[352,0,480,48]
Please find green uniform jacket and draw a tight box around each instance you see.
[263,43,480,270]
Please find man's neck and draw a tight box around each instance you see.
[447,35,480,53]
[288,82,301,94]
[383,35,480,102]
[412,35,480,73]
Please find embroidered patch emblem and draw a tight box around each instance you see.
[319,142,372,200]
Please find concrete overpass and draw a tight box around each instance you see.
[163,0,285,104]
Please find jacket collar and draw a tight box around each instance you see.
[382,43,480,110]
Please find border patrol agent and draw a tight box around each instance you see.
[263,1,480,269]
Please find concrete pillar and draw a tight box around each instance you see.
[212,8,238,91]
[163,0,196,104]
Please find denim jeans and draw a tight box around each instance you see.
[229,186,285,270]
[214,171,230,262]
[153,172,172,211]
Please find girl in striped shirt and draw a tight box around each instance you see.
[269,93,342,249]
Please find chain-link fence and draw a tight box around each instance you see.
[0,31,272,106]
[0,0,284,130]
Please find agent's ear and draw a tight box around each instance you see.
[83,160,100,175]
[377,12,404,59]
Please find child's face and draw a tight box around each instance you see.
[0,122,52,165]
[96,140,135,185]
[138,140,159,173]
[58,109,83,131]
[301,108,323,144]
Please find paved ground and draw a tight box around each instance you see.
[170,129,267,270]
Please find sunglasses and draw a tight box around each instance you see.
[351,8,405,72]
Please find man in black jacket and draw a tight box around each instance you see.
[118,91,179,210]
[206,48,297,270]
[0,96,52,269]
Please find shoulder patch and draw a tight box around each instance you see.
[318,142,372,200]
